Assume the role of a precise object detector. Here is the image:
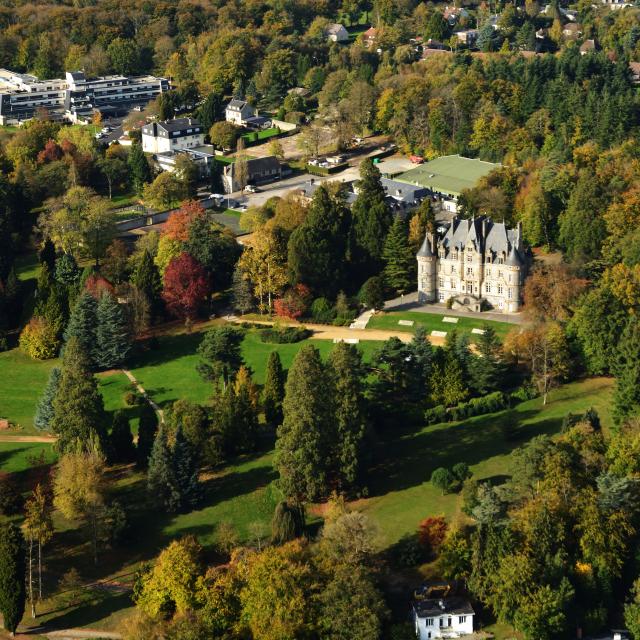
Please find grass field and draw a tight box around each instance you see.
[0,442,56,474]
[367,310,514,340]
[15,251,40,282]
[241,127,281,143]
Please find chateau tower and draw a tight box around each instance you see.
[417,232,437,303]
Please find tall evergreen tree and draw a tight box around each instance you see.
[39,240,56,273]
[110,410,135,463]
[263,351,285,427]
[136,402,158,468]
[131,249,162,320]
[274,345,332,503]
[613,315,640,423]
[172,425,201,511]
[95,292,131,370]
[382,215,415,294]
[54,253,80,286]
[408,327,434,399]
[197,326,244,387]
[128,142,152,194]
[147,425,180,512]
[34,367,61,431]
[231,264,254,315]
[50,336,106,453]
[350,159,392,278]
[232,369,260,452]
[470,325,507,394]
[328,343,368,491]
[0,523,26,636]
[63,292,98,367]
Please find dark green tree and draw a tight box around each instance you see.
[172,425,201,511]
[50,336,106,453]
[431,467,454,494]
[166,399,210,453]
[382,215,414,294]
[63,292,98,368]
[196,326,244,388]
[613,315,640,424]
[358,275,386,310]
[271,501,305,545]
[263,351,285,426]
[110,410,135,463]
[128,142,152,195]
[136,403,158,469]
[470,325,506,394]
[274,345,332,502]
[54,253,80,286]
[147,425,180,512]
[0,523,25,636]
[95,292,131,370]
[131,249,162,320]
[328,342,368,491]
[34,367,61,431]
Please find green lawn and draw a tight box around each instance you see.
[241,127,281,143]
[367,310,515,340]
[359,377,614,546]
[0,442,56,474]
[15,251,40,282]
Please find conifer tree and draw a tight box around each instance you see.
[147,425,180,512]
[172,425,201,511]
[110,411,135,463]
[231,264,254,315]
[50,336,106,453]
[34,367,61,431]
[95,292,131,370]
[131,249,162,321]
[470,325,507,394]
[328,342,368,491]
[382,215,415,295]
[0,523,26,636]
[136,403,158,468]
[274,345,332,503]
[613,315,640,423]
[233,368,260,452]
[39,240,56,273]
[63,292,98,368]
[54,253,80,286]
[441,354,469,407]
[128,142,152,194]
[263,351,285,426]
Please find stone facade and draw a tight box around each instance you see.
[417,216,529,313]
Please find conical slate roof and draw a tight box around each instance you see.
[417,234,434,258]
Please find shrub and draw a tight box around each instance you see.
[260,326,311,343]
[124,391,142,406]
[310,297,336,324]
[424,405,447,425]
[452,462,472,484]
[19,317,59,360]
[431,467,454,495]
[273,284,311,320]
[427,392,510,425]
[418,515,448,556]
[510,385,538,402]
[446,297,454,309]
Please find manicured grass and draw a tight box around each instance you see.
[367,310,514,340]
[359,377,614,546]
[15,251,40,282]
[129,327,383,408]
[98,371,143,434]
[0,442,56,474]
[241,127,281,143]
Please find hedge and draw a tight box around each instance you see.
[306,162,349,176]
[260,326,312,344]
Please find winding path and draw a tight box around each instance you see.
[121,369,164,423]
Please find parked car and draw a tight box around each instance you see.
[243,184,259,193]
[101,126,112,133]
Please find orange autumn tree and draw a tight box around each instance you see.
[163,200,206,242]
[418,515,448,558]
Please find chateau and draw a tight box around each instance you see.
[417,216,530,313]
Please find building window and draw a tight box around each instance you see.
[439,292,444,301]
[498,284,503,295]
[467,267,473,275]
[458,616,467,624]
[508,289,513,299]
[467,254,472,262]
[438,278,444,287]
[486,283,491,293]
[498,270,503,278]
[451,280,456,289]
[425,618,434,626]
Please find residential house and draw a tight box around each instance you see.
[141,117,204,154]
[562,23,582,38]
[443,6,470,26]
[601,0,631,9]
[417,215,530,313]
[225,99,257,126]
[222,156,285,193]
[630,61,640,84]
[363,26,378,47]
[455,29,479,47]
[412,585,475,640]
[580,39,596,54]
[326,23,349,42]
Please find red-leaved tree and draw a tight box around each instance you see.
[418,515,448,557]
[273,284,312,320]
[37,139,63,164]
[162,253,210,321]
[163,200,206,242]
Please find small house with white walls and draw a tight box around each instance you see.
[141,117,204,154]
[225,99,257,125]
[413,597,474,639]
[326,23,349,42]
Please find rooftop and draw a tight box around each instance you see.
[413,597,475,618]
[396,155,500,197]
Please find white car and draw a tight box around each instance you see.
[243,184,258,193]
[101,126,111,134]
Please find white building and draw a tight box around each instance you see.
[326,23,349,42]
[413,597,475,639]
[417,216,530,313]
[225,99,257,125]
[141,118,205,154]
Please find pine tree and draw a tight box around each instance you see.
[147,425,180,512]
[128,142,151,194]
[63,292,98,368]
[470,325,506,395]
[54,253,80,286]
[0,523,26,636]
[231,264,254,315]
[132,250,162,320]
[614,315,640,423]
[110,410,135,463]
[441,354,469,407]
[274,345,332,503]
[233,369,260,452]
[173,425,201,511]
[50,336,106,453]
[263,351,285,427]
[136,402,158,468]
[35,262,53,309]
[95,292,131,370]
[328,343,368,491]
[39,240,56,273]
[382,215,415,295]
[34,367,61,431]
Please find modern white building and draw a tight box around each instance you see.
[141,118,205,154]
[0,68,169,125]
[413,597,475,639]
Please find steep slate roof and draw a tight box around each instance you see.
[327,23,347,34]
[413,597,475,618]
[416,234,434,258]
[156,117,201,133]
[227,99,248,110]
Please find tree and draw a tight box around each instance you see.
[34,367,61,431]
[174,154,199,199]
[613,315,640,423]
[128,143,151,194]
[164,200,206,242]
[132,249,162,321]
[320,511,378,566]
[470,325,506,394]
[137,403,158,468]
[22,484,52,616]
[431,467,454,495]
[147,425,180,512]
[382,215,414,295]
[53,450,106,565]
[0,523,25,636]
[172,425,201,511]
[107,37,139,75]
[232,264,254,315]
[523,264,585,323]
[98,156,127,200]
[110,411,135,463]
[328,343,368,490]
[275,345,332,503]
[625,579,640,640]
[50,336,106,453]
[271,501,305,545]
[19,317,59,360]
[197,326,244,388]
[359,276,386,310]
[95,292,131,370]
[351,159,392,277]
[162,253,210,321]
[263,351,285,426]
[63,292,98,366]
[143,172,186,210]
[418,515,448,556]
[209,122,239,150]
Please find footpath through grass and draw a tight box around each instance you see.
[367,310,514,340]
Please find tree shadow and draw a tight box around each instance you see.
[42,591,132,631]
[129,332,204,369]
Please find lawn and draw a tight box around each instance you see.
[367,310,515,340]
[241,127,281,144]
[359,377,614,546]
[15,251,40,282]
[0,442,56,474]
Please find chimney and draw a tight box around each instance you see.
[438,600,445,611]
